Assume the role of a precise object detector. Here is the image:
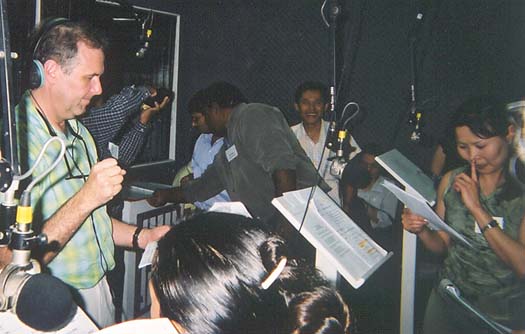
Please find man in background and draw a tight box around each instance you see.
[187,88,230,210]
[291,81,360,203]
[82,84,170,167]
[149,82,327,254]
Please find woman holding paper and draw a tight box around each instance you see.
[402,96,525,334]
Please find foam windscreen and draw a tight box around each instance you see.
[16,273,76,332]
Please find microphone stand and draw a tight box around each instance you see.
[0,0,19,248]
[0,0,48,269]
[407,9,424,144]
[297,0,344,286]
[325,0,341,152]
[440,279,512,334]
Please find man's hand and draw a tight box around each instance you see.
[147,189,170,207]
[80,158,125,210]
[137,225,171,249]
[139,96,170,125]
[147,187,187,207]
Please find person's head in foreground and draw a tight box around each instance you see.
[149,212,352,334]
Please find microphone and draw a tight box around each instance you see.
[0,265,76,331]
[325,121,337,151]
[329,130,349,179]
[410,11,424,40]
[327,0,341,23]
[135,12,154,59]
[135,28,151,58]
[409,111,422,143]
[438,279,512,334]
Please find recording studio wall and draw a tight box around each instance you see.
[9,0,177,166]
[135,0,525,172]
[132,0,333,167]
[8,0,525,174]
[336,0,525,170]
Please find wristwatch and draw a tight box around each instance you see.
[481,220,499,234]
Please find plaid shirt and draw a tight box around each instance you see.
[16,91,115,289]
[81,86,151,166]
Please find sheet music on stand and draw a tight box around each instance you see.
[272,187,393,289]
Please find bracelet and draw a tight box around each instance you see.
[481,220,499,234]
[132,226,143,250]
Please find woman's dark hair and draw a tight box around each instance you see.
[451,95,522,200]
[288,287,351,334]
[151,212,351,334]
[451,96,511,139]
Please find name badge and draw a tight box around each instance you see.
[108,142,119,159]
[474,216,504,234]
[225,144,238,162]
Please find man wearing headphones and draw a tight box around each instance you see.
[9,19,168,328]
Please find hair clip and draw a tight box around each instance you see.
[261,257,287,290]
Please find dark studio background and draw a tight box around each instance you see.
[7,0,525,171]
[3,0,525,332]
[133,0,525,171]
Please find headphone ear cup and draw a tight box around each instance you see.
[29,59,44,89]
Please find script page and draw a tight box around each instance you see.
[272,187,393,288]
[376,149,436,205]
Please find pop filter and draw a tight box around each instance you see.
[0,265,76,332]
[16,273,76,331]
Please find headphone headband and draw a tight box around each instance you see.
[29,17,69,89]
[32,17,70,60]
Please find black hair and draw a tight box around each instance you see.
[187,89,208,115]
[451,96,510,139]
[360,143,384,157]
[288,287,351,334]
[151,212,351,334]
[202,81,247,109]
[32,19,107,74]
[294,81,329,105]
[341,154,371,189]
[452,96,522,200]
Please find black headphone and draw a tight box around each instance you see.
[29,17,70,89]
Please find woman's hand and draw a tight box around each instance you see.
[453,160,482,212]
[401,208,429,235]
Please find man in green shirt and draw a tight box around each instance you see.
[2,19,168,328]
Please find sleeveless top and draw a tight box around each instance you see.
[440,167,525,325]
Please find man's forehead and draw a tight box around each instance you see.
[301,89,323,99]
[72,41,104,72]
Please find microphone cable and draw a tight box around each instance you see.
[296,0,361,234]
[9,136,65,267]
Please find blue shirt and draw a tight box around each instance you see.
[191,133,230,210]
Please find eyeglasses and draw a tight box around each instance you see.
[64,127,93,181]
[36,107,92,181]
